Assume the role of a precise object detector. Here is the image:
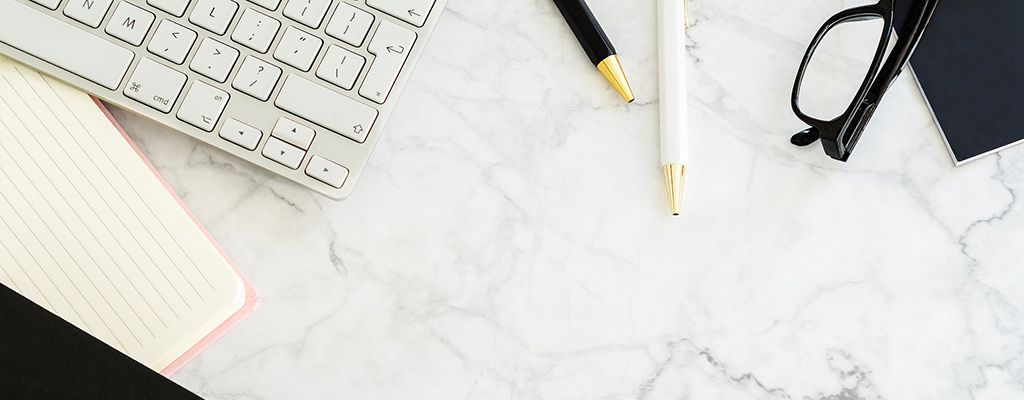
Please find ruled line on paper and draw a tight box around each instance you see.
[0,75,176,345]
[0,224,26,294]
[0,60,245,369]
[8,76,182,336]
[0,126,167,334]
[2,74,192,323]
[40,72,216,295]
[0,98,131,351]
[0,170,53,311]
[0,241,19,291]
[36,76,211,303]
[0,167,95,336]
[38,76,215,294]
[0,78,161,340]
[2,91,194,317]
[0,211,57,312]
[0,213,21,291]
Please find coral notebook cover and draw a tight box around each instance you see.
[96,99,260,376]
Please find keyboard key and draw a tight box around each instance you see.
[262,137,305,169]
[220,118,263,150]
[316,45,364,90]
[190,37,239,82]
[148,0,191,17]
[305,155,348,188]
[105,2,156,46]
[0,0,134,90]
[176,81,230,131]
[273,27,322,72]
[360,20,416,104]
[367,0,435,27]
[189,0,239,35]
[231,8,281,53]
[248,0,280,11]
[282,0,332,29]
[272,117,315,149]
[325,2,374,47]
[64,0,115,28]
[232,56,281,100]
[148,20,197,64]
[31,0,62,11]
[124,58,187,113]
[276,75,378,142]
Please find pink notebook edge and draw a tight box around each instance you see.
[92,98,260,377]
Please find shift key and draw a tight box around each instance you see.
[275,75,378,143]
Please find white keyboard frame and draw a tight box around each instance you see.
[0,0,447,199]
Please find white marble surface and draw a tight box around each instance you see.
[107,0,1024,398]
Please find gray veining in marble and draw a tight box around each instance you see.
[106,0,1024,398]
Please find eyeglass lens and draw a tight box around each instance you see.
[797,16,886,121]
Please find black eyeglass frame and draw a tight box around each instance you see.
[790,0,939,161]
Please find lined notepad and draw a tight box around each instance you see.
[0,57,253,372]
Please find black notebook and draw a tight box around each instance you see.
[904,1,1024,164]
[0,284,202,399]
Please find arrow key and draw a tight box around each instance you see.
[220,119,263,151]
[305,156,349,188]
[367,0,436,27]
[147,20,196,64]
[263,137,306,169]
[272,117,316,149]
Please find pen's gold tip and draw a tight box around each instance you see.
[597,55,635,103]
[663,164,686,216]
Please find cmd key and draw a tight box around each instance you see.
[124,58,187,113]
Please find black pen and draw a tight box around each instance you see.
[552,0,635,103]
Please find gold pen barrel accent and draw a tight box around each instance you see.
[663,164,686,215]
[597,55,635,103]
[684,0,691,28]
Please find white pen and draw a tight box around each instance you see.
[658,0,689,216]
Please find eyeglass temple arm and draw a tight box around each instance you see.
[836,0,937,157]
[865,0,939,103]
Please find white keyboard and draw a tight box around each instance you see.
[0,0,446,199]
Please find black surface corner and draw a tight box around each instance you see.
[0,284,202,400]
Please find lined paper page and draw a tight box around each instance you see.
[0,58,244,370]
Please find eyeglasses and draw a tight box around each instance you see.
[790,0,938,161]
